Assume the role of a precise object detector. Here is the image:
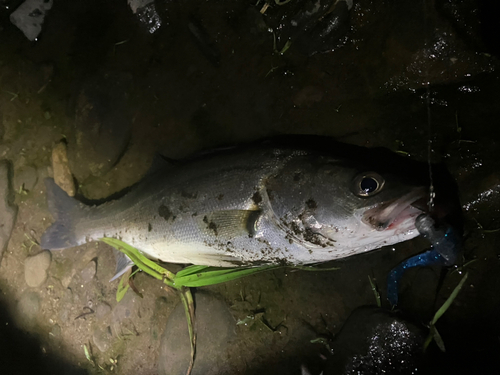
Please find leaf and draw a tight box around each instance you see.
[424,272,468,352]
[180,288,196,375]
[423,331,433,353]
[83,343,94,365]
[100,238,176,285]
[176,265,212,278]
[116,269,131,302]
[431,272,468,325]
[432,325,446,352]
[368,275,381,308]
[174,266,280,287]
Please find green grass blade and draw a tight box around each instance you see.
[100,238,176,285]
[83,343,92,363]
[116,271,131,302]
[424,272,468,352]
[179,288,196,375]
[368,275,381,308]
[176,265,212,277]
[423,331,433,353]
[431,272,468,325]
[100,238,162,275]
[174,266,280,287]
[431,325,446,352]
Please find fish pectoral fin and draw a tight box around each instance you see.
[109,249,134,282]
[197,209,261,238]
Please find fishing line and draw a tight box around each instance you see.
[426,86,435,213]
[423,0,435,213]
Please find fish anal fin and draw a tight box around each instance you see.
[110,249,134,282]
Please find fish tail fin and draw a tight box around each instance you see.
[41,178,84,250]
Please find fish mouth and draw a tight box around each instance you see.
[362,187,427,231]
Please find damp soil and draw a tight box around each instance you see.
[0,0,499,374]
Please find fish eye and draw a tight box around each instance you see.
[352,172,385,197]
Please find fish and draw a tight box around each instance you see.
[41,135,430,278]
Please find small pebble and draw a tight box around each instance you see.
[49,324,61,338]
[93,325,113,353]
[24,250,52,287]
[96,302,112,319]
[52,142,75,196]
[80,260,97,283]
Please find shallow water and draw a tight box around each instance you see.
[0,0,499,374]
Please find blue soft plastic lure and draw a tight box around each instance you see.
[387,214,461,306]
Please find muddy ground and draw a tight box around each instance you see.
[0,0,499,374]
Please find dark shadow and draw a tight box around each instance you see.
[0,290,88,375]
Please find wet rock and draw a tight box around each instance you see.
[80,260,97,284]
[92,325,113,353]
[129,0,162,34]
[380,0,495,90]
[263,0,352,56]
[24,250,51,287]
[293,0,352,55]
[0,160,17,263]
[324,306,425,375]
[17,291,41,326]
[9,0,53,41]
[67,73,133,182]
[158,292,236,375]
[52,142,75,196]
[14,165,38,192]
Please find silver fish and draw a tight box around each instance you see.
[41,136,427,277]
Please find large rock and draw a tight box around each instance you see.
[0,160,17,263]
[158,292,236,375]
[324,306,425,375]
[67,73,133,182]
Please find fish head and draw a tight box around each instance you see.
[268,148,431,253]
[305,163,426,249]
